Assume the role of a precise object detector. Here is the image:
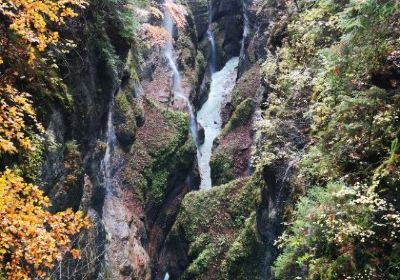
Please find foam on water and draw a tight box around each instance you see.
[197,57,239,189]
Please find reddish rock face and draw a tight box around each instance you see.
[102,180,151,280]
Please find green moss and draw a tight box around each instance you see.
[221,98,255,137]
[115,92,130,115]
[231,66,261,108]
[14,136,45,183]
[182,246,218,280]
[148,169,169,202]
[220,213,265,280]
[114,92,137,147]
[169,176,264,279]
[124,48,140,83]
[122,98,196,205]
[210,152,235,186]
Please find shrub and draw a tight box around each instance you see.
[274,181,400,279]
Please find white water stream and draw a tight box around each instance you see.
[161,0,238,277]
[197,57,239,189]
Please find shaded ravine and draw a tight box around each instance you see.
[161,0,239,190]
[101,0,244,278]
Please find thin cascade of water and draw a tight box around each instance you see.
[162,0,200,148]
[207,29,217,73]
[207,0,217,73]
[240,3,250,62]
[101,96,116,194]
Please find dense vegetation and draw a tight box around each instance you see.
[259,0,400,278]
[0,0,147,278]
[155,0,400,279]
[0,1,92,278]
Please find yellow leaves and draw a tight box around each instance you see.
[70,249,81,259]
[1,0,87,64]
[0,2,90,276]
[0,0,87,156]
[0,84,43,154]
[0,169,91,279]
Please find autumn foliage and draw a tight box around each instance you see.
[0,170,90,279]
[0,0,90,279]
[164,1,187,29]
[0,0,87,63]
[0,0,87,154]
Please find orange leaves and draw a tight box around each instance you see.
[0,0,87,156]
[0,84,43,154]
[1,0,87,64]
[0,2,90,278]
[0,169,90,279]
[70,249,81,259]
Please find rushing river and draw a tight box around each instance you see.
[197,57,239,189]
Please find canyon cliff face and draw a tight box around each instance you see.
[164,1,294,279]
[38,0,293,279]
[39,1,203,279]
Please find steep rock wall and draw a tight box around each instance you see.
[38,1,203,279]
[165,1,296,279]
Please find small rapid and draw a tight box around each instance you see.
[197,57,239,189]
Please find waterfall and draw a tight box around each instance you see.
[101,96,116,194]
[207,30,217,73]
[162,1,183,99]
[197,58,239,189]
[100,93,119,278]
[207,0,217,73]
[240,3,250,62]
[162,0,199,148]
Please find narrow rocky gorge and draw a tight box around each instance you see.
[3,0,399,279]
[91,0,269,278]
[46,0,282,278]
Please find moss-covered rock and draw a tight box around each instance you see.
[220,213,265,279]
[230,65,261,108]
[210,152,235,186]
[220,98,255,137]
[209,98,255,186]
[120,97,196,206]
[114,91,138,147]
[166,175,265,279]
